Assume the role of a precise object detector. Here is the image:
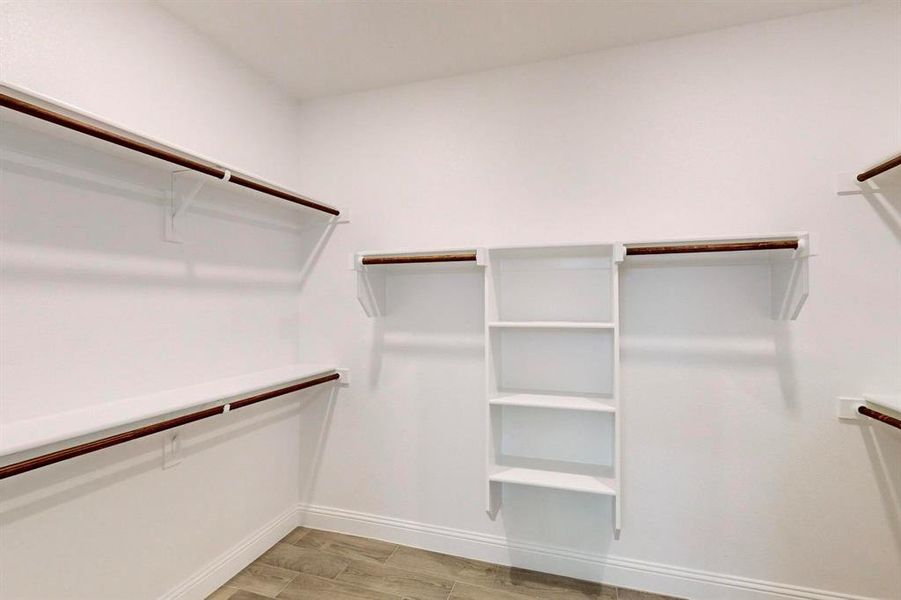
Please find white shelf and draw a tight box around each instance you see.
[488,321,615,330]
[0,363,338,457]
[490,464,616,496]
[865,394,901,414]
[489,243,615,259]
[490,392,615,413]
[1,83,341,222]
[354,248,484,316]
[484,242,623,529]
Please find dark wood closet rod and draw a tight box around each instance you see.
[0,372,340,480]
[362,252,478,265]
[625,239,798,256]
[858,406,901,431]
[0,92,339,217]
[857,153,901,182]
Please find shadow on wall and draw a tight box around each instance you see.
[1,117,340,422]
[297,385,340,510]
[856,169,901,247]
[612,264,797,568]
[361,268,485,525]
[860,421,901,556]
[368,269,485,386]
[0,111,344,584]
[0,387,336,526]
[501,486,616,561]
[1,119,338,291]
[622,263,797,405]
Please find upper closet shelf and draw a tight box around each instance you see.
[0,82,341,239]
[623,233,806,263]
[865,395,901,415]
[354,248,486,316]
[624,233,810,320]
[0,363,340,458]
[355,234,809,320]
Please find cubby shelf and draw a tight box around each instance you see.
[489,392,615,413]
[488,321,615,330]
[485,242,622,533]
[489,466,616,496]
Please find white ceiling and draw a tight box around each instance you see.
[158,0,855,101]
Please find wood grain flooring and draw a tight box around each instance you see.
[208,528,685,600]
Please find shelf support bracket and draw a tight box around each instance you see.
[353,254,387,317]
[165,169,221,243]
[770,234,810,320]
[487,481,502,520]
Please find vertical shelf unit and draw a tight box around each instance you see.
[484,244,623,534]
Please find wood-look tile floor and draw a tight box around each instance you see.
[208,528,684,600]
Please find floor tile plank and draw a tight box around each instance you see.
[293,530,398,563]
[227,588,280,600]
[280,527,312,546]
[617,588,685,600]
[208,528,686,600]
[225,563,297,597]
[277,573,403,600]
[488,565,615,599]
[255,543,350,578]
[448,581,534,600]
[386,546,500,586]
[336,558,455,600]
[205,586,241,600]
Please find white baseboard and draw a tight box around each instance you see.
[298,503,879,600]
[160,504,299,600]
[158,501,880,600]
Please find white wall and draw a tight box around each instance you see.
[1,2,899,600]
[289,3,901,599]
[0,2,337,598]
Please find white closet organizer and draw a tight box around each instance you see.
[355,233,810,535]
[485,243,622,532]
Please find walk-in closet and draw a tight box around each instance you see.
[1,2,899,600]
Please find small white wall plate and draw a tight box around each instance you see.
[837,396,863,420]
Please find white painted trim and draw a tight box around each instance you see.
[160,504,298,600]
[297,503,880,600]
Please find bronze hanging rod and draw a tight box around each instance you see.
[362,252,478,265]
[857,153,901,182]
[0,372,340,480]
[626,239,798,256]
[0,92,339,217]
[858,406,901,431]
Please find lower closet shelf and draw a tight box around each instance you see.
[0,363,338,457]
[489,392,615,412]
[490,460,616,496]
